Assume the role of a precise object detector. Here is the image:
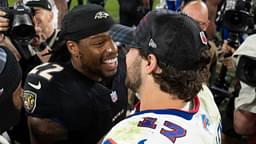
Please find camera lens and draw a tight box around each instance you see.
[236,55,256,87]
[244,58,256,85]
[12,25,35,41]
[11,12,36,42]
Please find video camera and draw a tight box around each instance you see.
[0,0,36,60]
[236,55,256,87]
[211,0,255,105]
[222,0,255,48]
[1,1,36,43]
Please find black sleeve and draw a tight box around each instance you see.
[23,63,64,118]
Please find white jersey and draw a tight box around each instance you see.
[102,85,221,144]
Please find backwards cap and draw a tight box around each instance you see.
[110,9,208,71]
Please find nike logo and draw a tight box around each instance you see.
[28,81,41,90]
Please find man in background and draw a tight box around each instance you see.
[182,0,220,85]
[233,34,256,144]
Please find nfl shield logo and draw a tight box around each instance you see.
[110,91,118,103]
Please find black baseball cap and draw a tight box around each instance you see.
[59,4,115,41]
[110,24,138,48]
[26,0,52,11]
[110,9,209,71]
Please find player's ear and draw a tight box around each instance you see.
[145,54,160,74]
[66,41,79,56]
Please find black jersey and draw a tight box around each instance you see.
[23,53,128,143]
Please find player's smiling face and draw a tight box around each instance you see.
[75,32,118,81]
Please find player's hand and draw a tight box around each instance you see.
[0,10,10,33]
[219,40,236,70]
[221,40,236,57]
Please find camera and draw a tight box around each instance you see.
[1,1,36,60]
[1,1,36,44]
[223,0,254,33]
[222,0,255,48]
[210,0,255,105]
[236,55,256,87]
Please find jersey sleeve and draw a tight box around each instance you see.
[23,63,64,118]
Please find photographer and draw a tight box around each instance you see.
[0,0,59,81]
[232,34,256,144]
[0,0,59,143]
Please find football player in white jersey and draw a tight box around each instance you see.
[102,9,221,144]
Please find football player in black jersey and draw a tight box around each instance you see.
[23,4,128,144]
[0,1,62,143]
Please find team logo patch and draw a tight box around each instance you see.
[110,91,118,103]
[23,90,37,113]
[94,11,109,20]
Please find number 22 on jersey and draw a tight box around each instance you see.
[29,63,64,81]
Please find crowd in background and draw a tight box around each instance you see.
[0,0,256,144]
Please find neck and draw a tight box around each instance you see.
[138,78,187,111]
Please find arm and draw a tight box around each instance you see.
[233,109,256,136]
[27,116,68,144]
[0,35,21,61]
[0,10,21,61]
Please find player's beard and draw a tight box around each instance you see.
[79,53,116,81]
[125,56,142,92]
